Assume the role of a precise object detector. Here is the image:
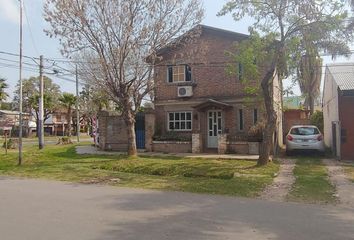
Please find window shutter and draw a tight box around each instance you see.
[185,65,191,81]
[167,66,173,82]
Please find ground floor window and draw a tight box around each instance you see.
[168,111,192,131]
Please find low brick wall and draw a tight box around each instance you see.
[152,141,192,153]
[227,141,249,154]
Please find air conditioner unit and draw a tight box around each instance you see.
[177,86,193,97]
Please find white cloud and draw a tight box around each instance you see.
[0,0,20,24]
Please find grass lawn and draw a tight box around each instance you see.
[287,157,336,204]
[342,163,354,183]
[0,144,279,197]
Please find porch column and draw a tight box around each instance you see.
[218,133,228,154]
[145,108,155,152]
[192,132,202,153]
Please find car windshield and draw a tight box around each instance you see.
[290,127,319,135]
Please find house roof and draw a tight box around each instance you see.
[0,110,30,116]
[155,24,249,56]
[326,63,354,91]
[193,99,232,111]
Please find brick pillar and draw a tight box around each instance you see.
[218,133,228,154]
[145,109,155,152]
[192,133,202,153]
[98,111,109,150]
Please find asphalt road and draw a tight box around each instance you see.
[1,177,354,240]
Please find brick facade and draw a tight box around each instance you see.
[152,25,280,154]
[98,111,128,151]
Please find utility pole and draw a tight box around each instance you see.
[38,55,44,149]
[18,0,23,165]
[76,65,80,143]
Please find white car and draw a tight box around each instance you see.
[286,125,325,155]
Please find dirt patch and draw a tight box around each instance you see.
[259,158,295,202]
[323,159,354,208]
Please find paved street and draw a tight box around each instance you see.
[1,177,354,240]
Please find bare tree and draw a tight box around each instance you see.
[44,0,203,156]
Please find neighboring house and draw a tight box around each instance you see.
[0,110,32,136]
[323,63,354,160]
[151,25,283,154]
[44,109,69,136]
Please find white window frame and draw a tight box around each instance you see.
[167,65,188,83]
[167,111,192,131]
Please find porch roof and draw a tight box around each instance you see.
[193,99,233,111]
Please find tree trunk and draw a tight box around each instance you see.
[67,108,72,137]
[258,64,277,166]
[124,111,137,157]
[309,95,314,115]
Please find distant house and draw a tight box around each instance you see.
[0,110,32,136]
[323,63,354,160]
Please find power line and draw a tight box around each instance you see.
[23,1,39,56]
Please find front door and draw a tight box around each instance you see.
[207,110,222,148]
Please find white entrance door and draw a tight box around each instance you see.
[207,110,222,148]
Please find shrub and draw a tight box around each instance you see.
[2,138,18,149]
[57,136,73,145]
[153,131,191,142]
[310,111,324,132]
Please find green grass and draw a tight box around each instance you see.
[288,157,336,204]
[0,144,279,197]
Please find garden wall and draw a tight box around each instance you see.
[152,141,192,153]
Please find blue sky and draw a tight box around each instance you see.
[0,0,353,101]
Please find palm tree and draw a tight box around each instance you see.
[0,78,9,103]
[59,93,76,137]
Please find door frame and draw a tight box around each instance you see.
[207,110,222,148]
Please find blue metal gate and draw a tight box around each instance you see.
[135,113,145,149]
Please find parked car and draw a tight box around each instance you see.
[286,125,325,155]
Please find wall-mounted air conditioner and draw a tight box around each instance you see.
[177,86,193,97]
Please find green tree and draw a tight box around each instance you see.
[0,78,9,103]
[310,111,324,133]
[76,85,111,134]
[59,93,76,137]
[297,42,322,115]
[13,76,61,134]
[219,0,353,165]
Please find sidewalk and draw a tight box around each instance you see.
[75,145,259,160]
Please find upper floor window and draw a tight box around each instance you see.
[167,65,192,83]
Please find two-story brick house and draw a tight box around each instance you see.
[152,25,282,154]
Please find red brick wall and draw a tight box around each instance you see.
[283,109,311,135]
[152,141,192,153]
[153,28,268,152]
[339,95,354,160]
[154,31,260,101]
